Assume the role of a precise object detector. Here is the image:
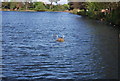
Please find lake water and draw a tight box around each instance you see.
[2,11,118,80]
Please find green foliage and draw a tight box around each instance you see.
[62,4,69,10]
[2,2,11,9]
[2,2,69,11]
[33,2,46,11]
[28,3,34,10]
[85,2,120,25]
[70,9,79,14]
[86,2,103,19]
[106,6,120,25]
[53,4,69,11]
[10,2,16,10]
[68,2,119,25]
[77,9,86,16]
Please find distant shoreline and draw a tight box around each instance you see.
[1,9,70,12]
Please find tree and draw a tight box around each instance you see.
[10,2,16,10]
[34,2,46,11]
[63,4,69,10]
[49,0,60,9]
[2,2,10,9]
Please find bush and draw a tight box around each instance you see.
[77,9,87,16]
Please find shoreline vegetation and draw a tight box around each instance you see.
[1,2,120,27]
[1,9,70,12]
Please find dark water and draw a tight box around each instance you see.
[2,11,118,80]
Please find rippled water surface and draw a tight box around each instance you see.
[2,11,118,80]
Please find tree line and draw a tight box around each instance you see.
[72,2,120,26]
[1,2,69,11]
[1,1,120,26]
